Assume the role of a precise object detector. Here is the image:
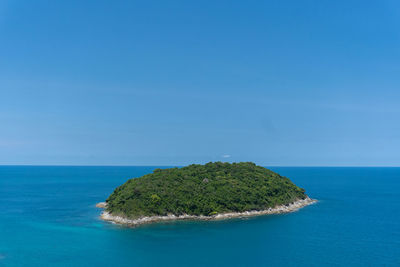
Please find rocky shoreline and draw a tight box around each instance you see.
[97,197,317,227]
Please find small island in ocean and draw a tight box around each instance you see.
[98,162,316,226]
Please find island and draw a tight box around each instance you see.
[98,162,316,226]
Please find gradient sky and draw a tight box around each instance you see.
[1,0,400,166]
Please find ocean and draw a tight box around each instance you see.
[0,166,399,266]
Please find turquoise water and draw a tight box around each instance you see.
[0,166,399,266]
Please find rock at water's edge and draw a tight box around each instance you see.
[96,202,107,208]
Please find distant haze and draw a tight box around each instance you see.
[1,0,400,166]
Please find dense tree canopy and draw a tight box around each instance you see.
[105,162,307,218]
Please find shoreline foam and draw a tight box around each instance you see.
[98,197,317,227]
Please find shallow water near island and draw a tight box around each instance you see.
[0,166,399,266]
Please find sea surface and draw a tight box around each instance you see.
[0,166,399,266]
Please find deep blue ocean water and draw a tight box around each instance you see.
[0,166,399,266]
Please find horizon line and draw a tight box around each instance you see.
[0,164,399,168]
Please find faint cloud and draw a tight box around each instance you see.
[0,140,25,147]
[222,154,231,158]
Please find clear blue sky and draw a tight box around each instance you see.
[1,0,399,166]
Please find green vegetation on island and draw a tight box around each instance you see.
[105,162,307,219]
